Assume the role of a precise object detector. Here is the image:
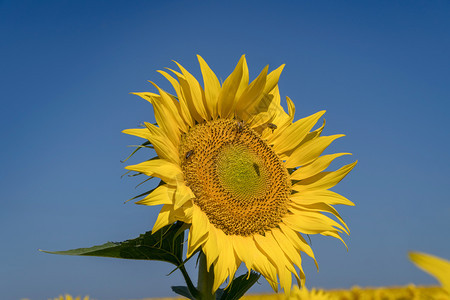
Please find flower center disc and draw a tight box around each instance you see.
[179,119,290,236]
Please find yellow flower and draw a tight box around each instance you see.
[287,286,334,300]
[409,252,450,295]
[49,295,89,300]
[124,55,356,294]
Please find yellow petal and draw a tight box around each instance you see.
[125,159,183,186]
[131,91,159,104]
[289,118,327,156]
[290,190,355,206]
[152,204,174,233]
[272,111,326,154]
[235,55,249,101]
[409,252,450,294]
[132,91,180,147]
[321,231,348,250]
[254,233,296,293]
[292,161,357,192]
[264,64,285,94]
[135,184,174,206]
[167,67,205,124]
[265,95,295,141]
[289,201,350,234]
[246,91,278,130]
[151,203,190,233]
[283,215,329,235]
[218,55,246,118]
[139,88,187,134]
[283,210,346,235]
[144,84,182,146]
[268,85,282,117]
[279,223,318,269]
[248,110,272,130]
[260,87,282,139]
[284,134,345,168]
[173,60,209,121]
[235,65,268,121]
[202,224,220,271]
[267,97,295,141]
[302,118,326,144]
[122,128,151,140]
[290,153,351,181]
[143,122,180,164]
[237,236,279,291]
[231,235,254,272]
[173,183,195,210]
[286,97,295,121]
[213,230,240,291]
[187,206,209,257]
[197,55,220,119]
[176,203,193,222]
[270,229,303,287]
[157,70,194,127]
[153,86,189,133]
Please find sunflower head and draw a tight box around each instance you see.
[124,55,356,294]
[179,118,291,237]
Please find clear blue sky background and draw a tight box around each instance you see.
[1,1,449,299]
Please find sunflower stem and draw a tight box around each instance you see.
[197,251,215,300]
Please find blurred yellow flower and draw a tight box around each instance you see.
[287,286,334,299]
[124,55,356,294]
[148,285,449,299]
[409,251,450,295]
[49,295,89,300]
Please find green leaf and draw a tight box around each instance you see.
[40,223,184,266]
[219,271,261,300]
[171,286,195,300]
[215,288,225,300]
[40,222,199,298]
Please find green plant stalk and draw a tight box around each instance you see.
[197,251,215,300]
[178,263,199,299]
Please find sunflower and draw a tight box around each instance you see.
[123,55,356,294]
[287,286,334,300]
[49,295,90,300]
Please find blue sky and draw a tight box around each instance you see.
[1,1,449,299]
